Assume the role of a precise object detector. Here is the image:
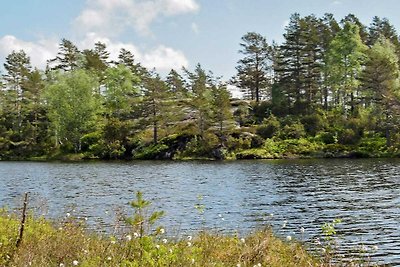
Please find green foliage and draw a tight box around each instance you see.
[125,191,165,238]
[256,114,280,139]
[280,121,306,139]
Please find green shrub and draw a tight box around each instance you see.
[256,115,280,139]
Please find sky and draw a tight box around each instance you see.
[1,0,400,81]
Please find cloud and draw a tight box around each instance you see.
[0,35,58,69]
[0,33,189,72]
[74,0,200,36]
[332,0,342,5]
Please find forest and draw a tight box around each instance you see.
[1,13,400,160]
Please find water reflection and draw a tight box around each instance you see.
[1,159,399,265]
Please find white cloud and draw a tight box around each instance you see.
[332,0,342,5]
[0,34,189,72]
[0,35,58,69]
[74,0,200,36]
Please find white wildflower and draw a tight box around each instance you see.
[126,235,132,241]
[187,241,192,247]
[240,238,245,243]
[187,235,192,241]
[300,227,305,234]
[72,260,79,266]
[59,264,65,267]
[110,240,116,244]
[162,238,168,244]
[160,228,165,234]
[66,213,70,217]
[372,245,379,251]
[156,245,160,249]
[286,235,292,241]
[191,258,195,264]
[133,232,139,238]
[107,256,112,261]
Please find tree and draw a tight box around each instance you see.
[361,38,400,145]
[233,32,272,102]
[166,69,188,98]
[326,22,367,114]
[318,13,341,110]
[48,39,81,71]
[2,50,32,137]
[210,83,233,139]
[82,42,110,80]
[99,65,141,158]
[118,48,146,77]
[140,72,172,144]
[184,64,214,138]
[44,70,101,152]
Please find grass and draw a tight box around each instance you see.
[0,209,326,267]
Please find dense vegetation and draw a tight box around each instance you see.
[1,13,400,160]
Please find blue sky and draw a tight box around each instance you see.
[1,0,400,80]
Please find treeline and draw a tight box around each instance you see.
[1,13,400,160]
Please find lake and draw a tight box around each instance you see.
[1,159,399,265]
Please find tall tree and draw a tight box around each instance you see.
[2,50,32,136]
[319,13,341,110]
[233,32,272,102]
[361,38,400,145]
[44,70,101,152]
[48,39,81,71]
[210,83,233,139]
[83,42,110,80]
[326,22,367,114]
[141,72,172,144]
[166,69,188,98]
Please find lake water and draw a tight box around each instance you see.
[1,159,399,265]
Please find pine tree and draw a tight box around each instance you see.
[233,32,271,102]
[48,39,81,71]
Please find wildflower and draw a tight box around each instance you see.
[126,235,132,241]
[270,213,274,217]
[107,256,112,261]
[187,235,192,241]
[286,235,292,241]
[59,264,65,267]
[372,245,379,251]
[156,245,160,249]
[169,249,173,253]
[133,232,139,238]
[110,240,116,244]
[162,238,168,244]
[237,264,241,267]
[191,258,195,264]
[187,241,192,247]
[66,213,71,217]
[282,220,287,228]
[160,228,165,234]
[72,260,79,266]
[83,249,88,254]
[300,227,305,234]
[321,248,326,253]
[240,238,245,243]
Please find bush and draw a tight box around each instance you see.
[338,128,361,145]
[301,114,326,136]
[280,121,306,139]
[256,115,280,139]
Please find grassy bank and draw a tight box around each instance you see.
[0,210,321,267]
